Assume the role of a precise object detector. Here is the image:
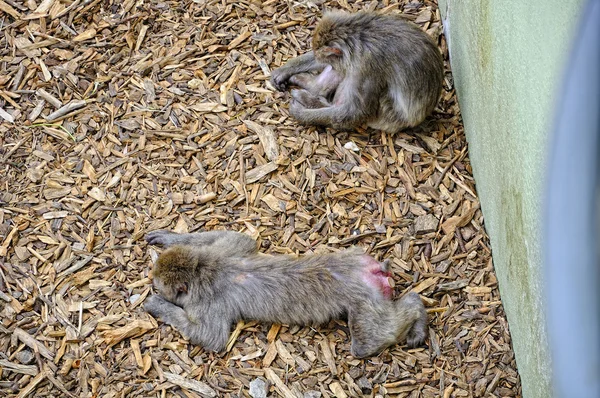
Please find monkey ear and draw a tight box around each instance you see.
[321,46,342,58]
[177,282,188,294]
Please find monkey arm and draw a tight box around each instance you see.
[145,295,191,332]
[271,52,324,91]
[288,74,322,94]
[145,295,231,352]
[146,230,258,257]
[182,304,232,352]
[289,97,366,128]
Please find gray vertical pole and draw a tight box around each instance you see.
[545,0,600,397]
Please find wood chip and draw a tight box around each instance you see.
[73,28,97,42]
[37,89,63,108]
[414,213,439,234]
[0,2,521,396]
[101,320,155,347]
[319,339,338,375]
[13,328,54,361]
[45,100,87,121]
[330,382,348,398]
[244,120,280,161]
[189,102,228,113]
[0,0,21,18]
[163,372,217,397]
[0,106,15,123]
[0,360,38,376]
[246,162,279,183]
[265,368,296,398]
[16,371,48,398]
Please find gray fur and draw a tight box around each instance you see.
[270,11,444,133]
[286,64,343,108]
[144,229,427,358]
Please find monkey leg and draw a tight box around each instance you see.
[289,72,330,98]
[348,293,427,358]
[289,98,366,130]
[288,72,317,89]
[289,64,340,100]
[289,77,381,129]
[145,295,231,352]
[401,292,428,347]
[291,89,330,109]
[146,230,258,257]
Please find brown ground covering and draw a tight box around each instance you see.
[0,0,522,397]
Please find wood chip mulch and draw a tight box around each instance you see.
[0,0,522,397]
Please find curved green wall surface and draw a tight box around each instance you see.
[439,1,585,397]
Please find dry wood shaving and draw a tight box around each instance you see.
[0,0,521,397]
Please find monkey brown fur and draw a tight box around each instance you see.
[270,11,444,132]
[144,229,428,358]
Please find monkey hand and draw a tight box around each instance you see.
[144,294,185,322]
[146,230,178,247]
[270,68,292,91]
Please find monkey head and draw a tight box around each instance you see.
[151,246,196,306]
[312,12,350,67]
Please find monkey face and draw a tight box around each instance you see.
[152,276,189,305]
[151,246,195,305]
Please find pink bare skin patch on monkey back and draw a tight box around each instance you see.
[361,256,393,299]
[233,273,248,284]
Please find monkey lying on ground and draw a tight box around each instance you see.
[144,229,427,358]
[271,11,444,132]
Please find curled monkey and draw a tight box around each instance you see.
[284,64,343,109]
[143,229,428,358]
[271,11,444,132]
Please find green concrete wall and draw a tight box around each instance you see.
[438,1,584,397]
